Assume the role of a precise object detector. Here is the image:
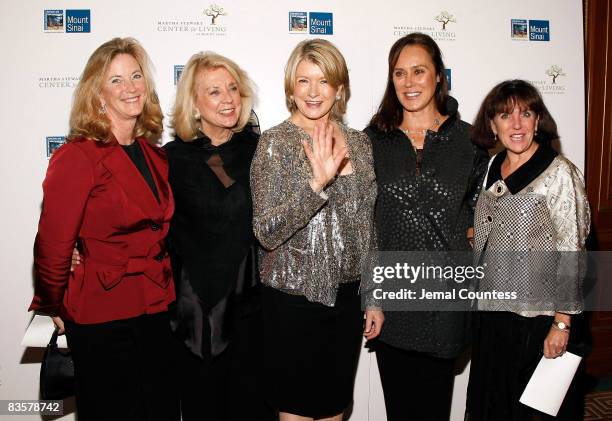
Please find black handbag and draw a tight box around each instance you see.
[40,329,75,400]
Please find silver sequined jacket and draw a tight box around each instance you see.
[474,146,590,317]
[250,119,377,306]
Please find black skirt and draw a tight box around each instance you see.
[466,312,583,421]
[262,281,363,418]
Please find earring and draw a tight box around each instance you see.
[335,94,341,100]
[194,112,201,120]
[494,133,498,142]
[99,103,107,114]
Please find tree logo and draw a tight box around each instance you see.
[434,11,456,30]
[545,65,565,84]
[204,4,226,25]
[530,66,566,95]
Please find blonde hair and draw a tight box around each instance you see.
[171,52,254,141]
[284,39,350,121]
[68,37,163,142]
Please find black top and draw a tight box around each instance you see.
[365,100,489,358]
[122,141,159,202]
[164,129,260,359]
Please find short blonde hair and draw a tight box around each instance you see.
[171,52,254,141]
[69,37,163,142]
[284,39,350,121]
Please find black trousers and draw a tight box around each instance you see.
[376,341,455,421]
[175,305,275,421]
[465,312,585,421]
[64,312,179,421]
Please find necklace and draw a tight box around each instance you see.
[206,129,233,146]
[400,117,441,137]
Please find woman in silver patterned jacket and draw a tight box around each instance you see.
[250,39,383,421]
[466,79,590,421]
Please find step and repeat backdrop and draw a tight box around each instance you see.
[0,1,584,420]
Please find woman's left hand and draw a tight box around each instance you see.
[543,327,569,358]
[363,310,384,340]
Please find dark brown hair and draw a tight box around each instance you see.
[472,79,559,149]
[369,32,449,132]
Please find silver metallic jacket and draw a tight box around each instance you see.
[474,147,590,316]
[250,119,377,306]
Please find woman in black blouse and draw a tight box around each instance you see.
[365,33,488,420]
[164,52,272,421]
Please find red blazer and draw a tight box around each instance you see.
[30,137,176,324]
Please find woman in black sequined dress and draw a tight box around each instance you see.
[364,33,489,421]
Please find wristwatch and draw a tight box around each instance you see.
[552,320,571,332]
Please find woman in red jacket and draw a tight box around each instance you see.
[29,38,179,421]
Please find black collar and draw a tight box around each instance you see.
[486,145,558,194]
[192,131,231,151]
[436,114,456,135]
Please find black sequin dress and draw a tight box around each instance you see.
[365,106,489,358]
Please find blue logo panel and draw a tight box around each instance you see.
[66,10,91,33]
[511,19,528,40]
[174,65,184,85]
[444,69,452,91]
[529,20,549,41]
[44,10,64,31]
[46,136,66,158]
[289,12,308,32]
[309,12,333,35]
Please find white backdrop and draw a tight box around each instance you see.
[0,1,584,420]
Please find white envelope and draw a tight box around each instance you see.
[21,314,68,349]
[519,351,582,416]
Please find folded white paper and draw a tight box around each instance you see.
[519,351,581,416]
[21,315,68,349]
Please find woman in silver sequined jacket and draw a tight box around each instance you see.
[251,116,377,305]
[250,39,383,421]
[465,79,590,421]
